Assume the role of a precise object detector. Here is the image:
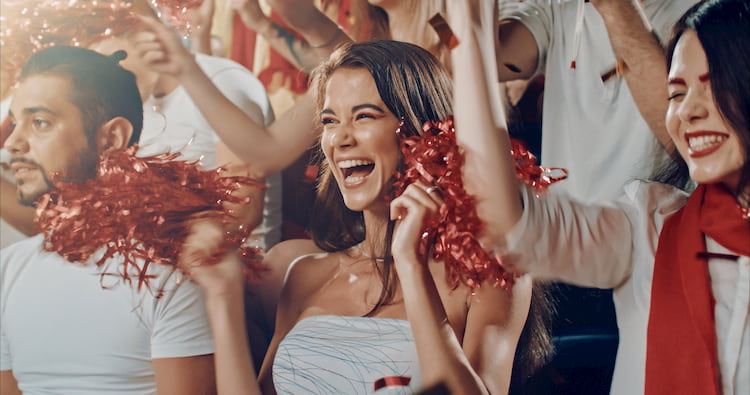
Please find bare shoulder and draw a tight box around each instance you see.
[264,239,334,299]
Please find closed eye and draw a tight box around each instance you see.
[667,92,685,101]
[355,112,381,121]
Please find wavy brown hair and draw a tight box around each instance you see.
[307,40,553,385]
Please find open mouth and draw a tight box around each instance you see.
[686,131,729,157]
[339,159,375,183]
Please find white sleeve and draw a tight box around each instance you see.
[503,181,688,289]
[503,185,636,289]
[0,326,9,371]
[498,0,554,76]
[207,64,274,137]
[148,273,214,359]
[0,253,11,371]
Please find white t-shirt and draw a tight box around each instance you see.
[504,181,749,395]
[139,54,281,250]
[0,151,28,248]
[500,0,697,202]
[0,235,214,394]
[0,98,28,249]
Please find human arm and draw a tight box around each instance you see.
[450,0,634,288]
[390,182,531,394]
[134,17,318,179]
[186,0,215,55]
[186,249,262,395]
[230,0,349,72]
[153,355,217,395]
[0,370,21,395]
[591,0,673,152]
[0,177,37,236]
[451,0,523,242]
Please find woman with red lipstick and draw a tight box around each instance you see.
[186,40,553,395]
[451,0,749,394]
[254,40,552,395]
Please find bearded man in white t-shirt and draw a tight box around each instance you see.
[0,45,216,395]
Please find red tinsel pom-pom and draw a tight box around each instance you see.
[393,117,567,290]
[0,0,141,96]
[150,0,204,37]
[35,146,265,296]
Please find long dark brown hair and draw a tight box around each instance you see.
[307,40,554,385]
[308,40,453,316]
[654,0,750,203]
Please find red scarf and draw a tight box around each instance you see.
[646,183,750,394]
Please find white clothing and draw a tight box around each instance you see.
[0,98,29,249]
[0,235,214,394]
[504,181,750,395]
[273,315,423,394]
[500,0,696,202]
[139,54,281,249]
[0,153,28,247]
[0,218,26,249]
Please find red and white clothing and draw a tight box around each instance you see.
[503,180,749,395]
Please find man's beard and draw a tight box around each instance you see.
[13,152,97,207]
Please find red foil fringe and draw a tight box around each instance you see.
[149,0,204,37]
[0,0,141,95]
[393,117,567,290]
[35,146,265,295]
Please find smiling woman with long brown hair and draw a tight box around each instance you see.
[451,0,750,394]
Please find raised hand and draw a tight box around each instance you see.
[230,0,272,32]
[132,16,198,78]
[390,182,444,267]
[179,217,245,298]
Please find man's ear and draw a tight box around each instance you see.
[96,117,134,154]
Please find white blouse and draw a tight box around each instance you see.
[503,180,749,395]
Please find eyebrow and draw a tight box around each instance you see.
[19,106,58,116]
[668,73,711,86]
[320,103,387,116]
[668,77,686,86]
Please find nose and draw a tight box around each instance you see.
[328,121,356,149]
[2,118,29,155]
[676,87,709,124]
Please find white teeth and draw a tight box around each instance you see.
[688,134,727,152]
[338,159,374,169]
[345,175,367,183]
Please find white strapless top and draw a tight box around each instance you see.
[273,315,423,394]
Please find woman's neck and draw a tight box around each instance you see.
[360,207,391,259]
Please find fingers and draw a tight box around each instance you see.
[389,182,443,222]
[179,218,225,274]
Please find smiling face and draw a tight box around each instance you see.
[320,67,402,213]
[666,30,745,190]
[4,74,98,205]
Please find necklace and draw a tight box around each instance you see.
[356,244,385,262]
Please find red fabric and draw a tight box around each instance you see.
[373,376,411,391]
[230,13,257,71]
[646,183,750,394]
[230,11,308,95]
